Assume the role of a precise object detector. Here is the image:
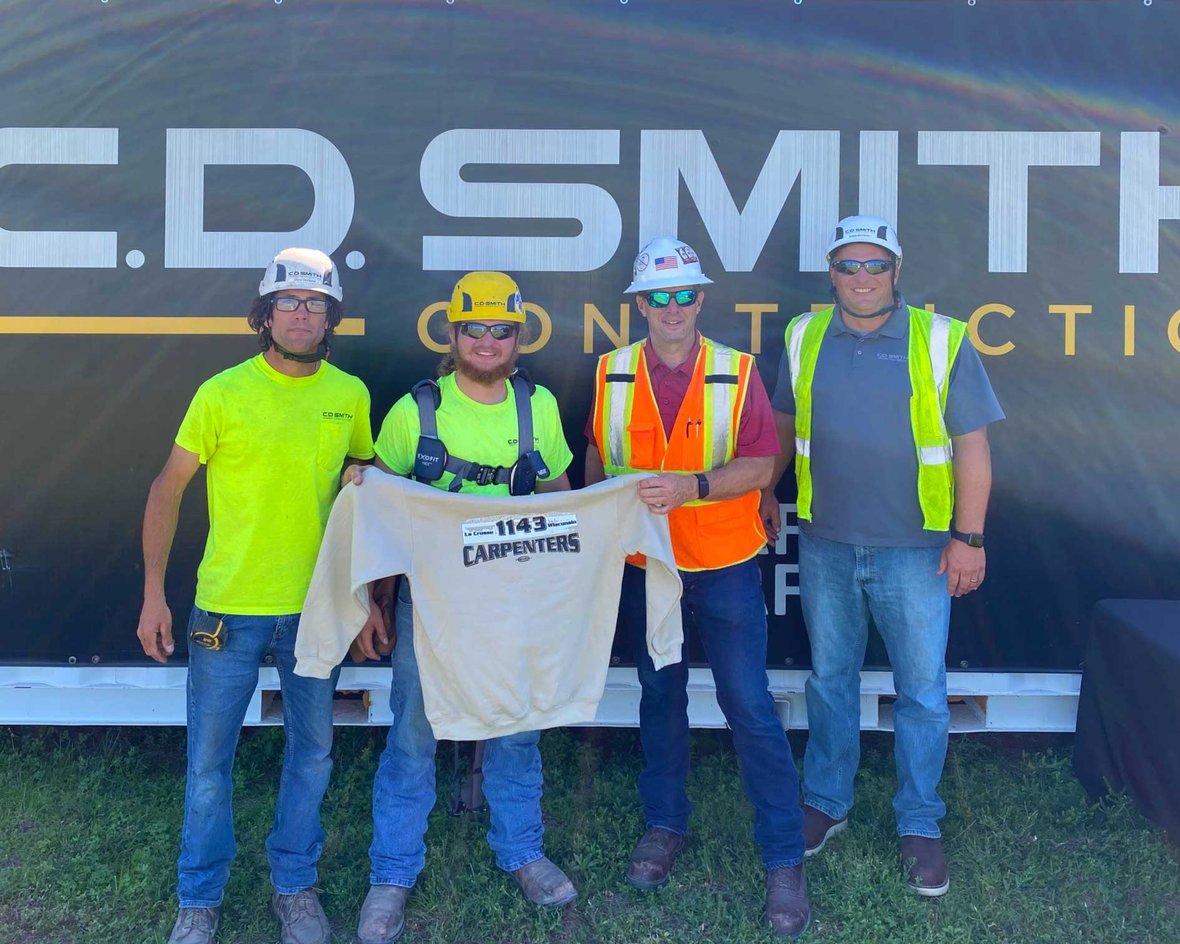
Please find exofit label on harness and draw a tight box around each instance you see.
[460,513,582,567]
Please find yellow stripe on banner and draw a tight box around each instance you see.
[0,317,366,336]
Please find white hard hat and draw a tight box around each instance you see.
[826,215,902,261]
[258,247,343,301]
[625,236,714,293]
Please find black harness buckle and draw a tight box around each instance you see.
[473,465,502,487]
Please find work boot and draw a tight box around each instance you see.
[512,856,577,907]
[357,885,410,944]
[271,888,330,944]
[766,864,811,939]
[625,826,685,890]
[900,835,950,897]
[166,907,220,944]
[802,805,847,857]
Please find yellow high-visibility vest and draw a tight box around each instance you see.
[785,305,966,530]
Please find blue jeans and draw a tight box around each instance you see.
[621,559,805,869]
[798,532,951,838]
[178,608,340,908]
[369,581,546,886]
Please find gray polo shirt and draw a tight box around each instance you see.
[770,300,1004,547]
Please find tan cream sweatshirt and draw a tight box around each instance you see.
[295,471,683,740]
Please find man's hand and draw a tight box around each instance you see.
[759,488,782,545]
[349,583,396,661]
[637,473,697,515]
[938,539,986,597]
[341,464,371,489]
[137,597,175,663]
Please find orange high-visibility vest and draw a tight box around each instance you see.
[592,337,767,571]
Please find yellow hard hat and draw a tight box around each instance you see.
[447,271,525,324]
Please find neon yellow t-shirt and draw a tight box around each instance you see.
[176,354,375,615]
[374,372,572,496]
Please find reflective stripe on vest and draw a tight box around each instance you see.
[787,305,966,530]
[603,344,638,473]
[706,345,739,468]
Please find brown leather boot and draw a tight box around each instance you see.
[802,805,847,857]
[356,885,410,944]
[766,864,812,939]
[625,826,685,890]
[512,856,577,907]
[900,835,950,897]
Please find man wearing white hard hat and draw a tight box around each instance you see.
[585,237,811,939]
[136,248,375,944]
[763,216,1003,897]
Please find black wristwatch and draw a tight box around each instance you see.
[951,529,985,548]
[695,472,710,500]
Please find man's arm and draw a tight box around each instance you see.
[137,444,201,663]
[584,445,606,487]
[637,455,774,515]
[938,426,991,596]
[536,472,571,493]
[759,410,796,543]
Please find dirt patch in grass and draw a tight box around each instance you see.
[589,889,632,920]
[0,901,81,944]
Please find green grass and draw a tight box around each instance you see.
[1,727,1177,943]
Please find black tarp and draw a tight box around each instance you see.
[1,1,1177,669]
[1074,600,1180,843]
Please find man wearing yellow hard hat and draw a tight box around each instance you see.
[347,272,575,944]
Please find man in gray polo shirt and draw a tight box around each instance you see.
[762,215,1003,897]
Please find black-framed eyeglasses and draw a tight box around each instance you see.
[272,296,331,314]
[457,322,519,340]
[831,259,894,276]
[644,289,699,308]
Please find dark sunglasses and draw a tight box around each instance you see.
[644,289,699,308]
[272,296,331,314]
[831,259,894,276]
[457,322,519,340]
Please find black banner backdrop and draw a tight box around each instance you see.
[0,1,1176,671]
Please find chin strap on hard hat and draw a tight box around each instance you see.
[273,340,328,363]
[830,286,902,321]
